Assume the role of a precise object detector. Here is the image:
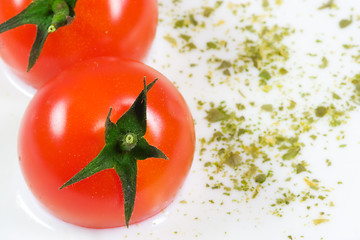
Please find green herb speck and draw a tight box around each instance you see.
[339,17,352,29]
[259,70,271,80]
[315,106,327,117]
[319,57,328,69]
[255,174,266,183]
[261,104,273,112]
[296,163,306,174]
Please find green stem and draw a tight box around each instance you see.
[59,79,168,227]
[0,0,78,71]
[48,0,70,32]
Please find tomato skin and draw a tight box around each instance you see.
[0,0,158,89]
[18,57,195,228]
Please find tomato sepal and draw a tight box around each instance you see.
[0,0,77,71]
[59,78,168,227]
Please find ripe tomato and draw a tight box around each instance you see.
[0,0,158,89]
[18,57,195,228]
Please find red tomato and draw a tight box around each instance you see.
[0,0,158,89]
[18,57,195,228]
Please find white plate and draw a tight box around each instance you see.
[1,0,360,239]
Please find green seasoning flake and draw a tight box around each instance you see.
[279,68,288,75]
[326,159,332,166]
[189,14,198,26]
[207,41,218,50]
[179,34,191,42]
[315,106,327,117]
[339,17,352,29]
[207,42,217,49]
[224,152,242,169]
[319,57,328,68]
[313,219,330,225]
[259,69,271,80]
[282,147,300,160]
[203,7,215,17]
[261,104,273,112]
[223,69,231,76]
[318,0,335,9]
[262,0,270,8]
[296,163,306,174]
[206,108,228,122]
[215,1,223,8]
[236,103,246,110]
[185,42,197,51]
[288,100,296,110]
[255,174,266,184]
[218,60,232,69]
[174,19,185,28]
[343,44,357,49]
[332,92,341,100]
[164,35,177,47]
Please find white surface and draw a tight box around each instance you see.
[1,0,360,239]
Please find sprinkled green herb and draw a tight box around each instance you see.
[279,68,288,75]
[223,69,231,76]
[207,41,218,50]
[158,1,352,235]
[296,163,306,174]
[203,7,215,17]
[179,34,191,42]
[259,69,272,80]
[164,35,177,47]
[315,106,327,117]
[288,100,296,110]
[339,17,352,28]
[319,57,328,68]
[224,152,242,169]
[255,174,266,184]
[282,147,300,160]
[262,0,270,8]
[332,93,341,100]
[343,44,357,49]
[217,60,232,69]
[318,0,335,9]
[185,42,197,51]
[205,107,229,122]
[189,14,198,26]
[313,219,330,225]
[326,159,332,166]
[174,19,185,28]
[261,104,273,112]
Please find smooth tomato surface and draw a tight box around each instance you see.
[0,0,158,89]
[18,57,195,228]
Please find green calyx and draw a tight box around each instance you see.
[59,78,168,227]
[0,0,78,71]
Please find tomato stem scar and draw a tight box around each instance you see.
[121,133,138,151]
[126,134,135,144]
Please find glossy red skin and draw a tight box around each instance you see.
[0,0,158,89]
[18,57,195,228]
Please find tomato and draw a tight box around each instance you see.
[0,0,158,89]
[18,57,195,228]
